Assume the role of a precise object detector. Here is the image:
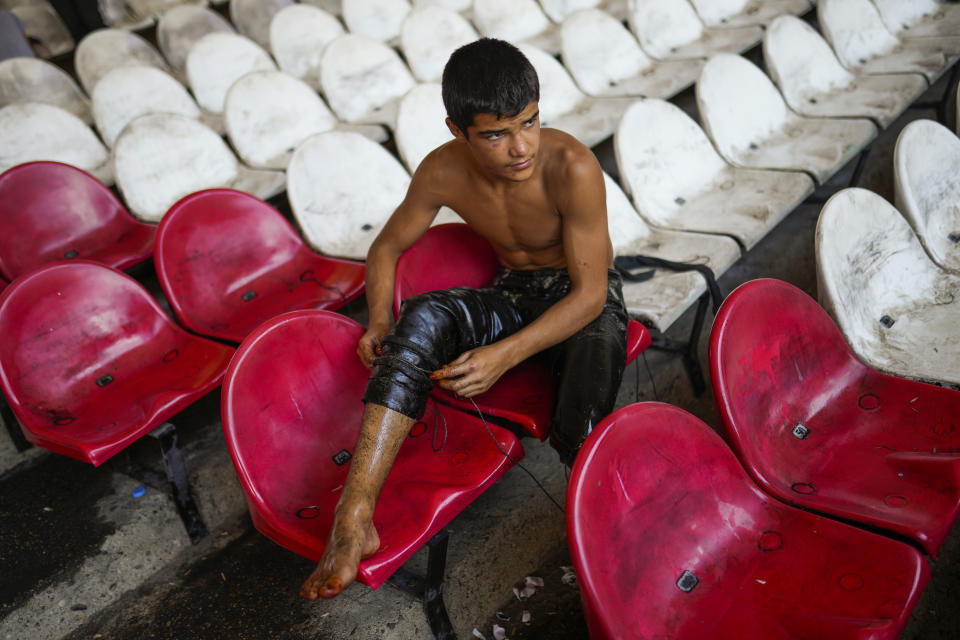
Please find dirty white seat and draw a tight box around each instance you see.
[472,0,561,55]
[92,65,212,148]
[287,131,411,259]
[819,0,960,83]
[411,0,470,11]
[519,43,633,148]
[74,28,171,94]
[688,0,811,28]
[628,0,762,61]
[561,9,703,99]
[319,35,416,126]
[816,187,960,387]
[764,16,927,128]
[268,4,343,90]
[113,112,285,222]
[394,83,451,173]
[604,172,740,330]
[697,54,877,185]
[185,32,277,115]
[536,0,598,23]
[400,6,478,83]
[9,1,74,56]
[391,84,463,225]
[98,0,205,30]
[230,0,294,49]
[0,57,91,124]
[894,119,960,275]
[0,102,111,184]
[872,0,960,40]
[343,0,411,43]
[156,5,235,74]
[301,0,343,16]
[615,99,814,250]
[224,70,339,170]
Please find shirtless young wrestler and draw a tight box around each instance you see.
[300,38,628,601]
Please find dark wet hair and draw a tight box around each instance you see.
[441,38,539,137]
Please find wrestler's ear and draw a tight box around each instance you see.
[446,117,467,140]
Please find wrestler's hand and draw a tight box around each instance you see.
[357,323,389,369]
[431,343,516,398]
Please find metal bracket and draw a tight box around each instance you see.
[148,422,208,544]
[1,392,33,452]
[387,530,456,639]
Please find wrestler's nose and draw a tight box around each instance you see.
[509,134,527,157]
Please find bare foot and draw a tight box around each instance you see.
[299,511,380,600]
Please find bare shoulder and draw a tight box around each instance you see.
[414,139,473,189]
[540,129,604,207]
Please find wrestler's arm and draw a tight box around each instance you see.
[357,158,446,367]
[434,146,611,397]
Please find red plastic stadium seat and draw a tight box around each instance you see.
[0,162,155,281]
[221,309,523,587]
[393,223,651,440]
[0,276,7,294]
[0,261,234,466]
[710,278,960,557]
[155,189,365,343]
[567,401,929,640]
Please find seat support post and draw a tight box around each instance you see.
[149,422,208,544]
[0,394,33,452]
[387,529,456,639]
[647,293,709,396]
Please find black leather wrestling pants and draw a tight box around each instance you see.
[363,268,629,465]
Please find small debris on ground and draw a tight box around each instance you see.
[561,566,578,586]
[492,624,508,640]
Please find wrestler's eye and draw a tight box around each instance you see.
[484,132,503,141]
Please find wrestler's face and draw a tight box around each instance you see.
[447,101,541,182]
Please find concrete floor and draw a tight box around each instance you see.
[2,34,960,640]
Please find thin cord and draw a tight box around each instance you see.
[468,398,565,515]
[642,351,659,401]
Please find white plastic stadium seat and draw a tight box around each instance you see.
[74,28,171,94]
[400,6,478,83]
[688,0,811,28]
[156,5,235,74]
[518,43,633,148]
[9,1,74,57]
[536,0,598,24]
[894,119,960,275]
[185,32,277,115]
[472,0,561,55]
[411,0,470,12]
[615,99,814,250]
[764,16,926,128]
[319,35,416,126]
[92,65,212,148]
[696,54,877,185]
[872,0,960,40]
[561,9,703,99]
[224,70,338,170]
[819,0,960,83]
[0,102,111,184]
[230,0,294,48]
[604,172,740,331]
[287,131,411,259]
[98,0,205,30]
[113,112,285,222]
[394,83,451,173]
[268,4,343,90]
[343,0,411,43]
[628,0,762,61]
[300,0,342,16]
[0,57,91,124]
[816,187,960,387]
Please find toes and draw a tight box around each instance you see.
[319,576,344,599]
